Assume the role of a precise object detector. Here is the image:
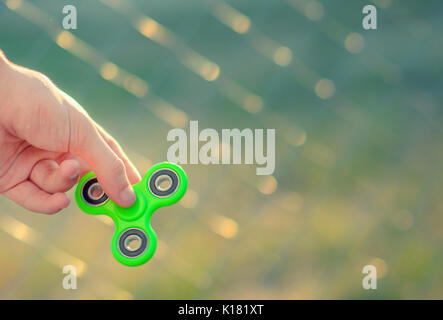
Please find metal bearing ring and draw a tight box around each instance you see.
[118,228,148,258]
[81,177,109,206]
[148,169,179,198]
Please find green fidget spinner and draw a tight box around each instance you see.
[75,162,187,266]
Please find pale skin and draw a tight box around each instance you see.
[0,49,141,214]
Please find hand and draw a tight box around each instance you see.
[0,50,141,214]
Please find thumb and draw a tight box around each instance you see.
[69,115,136,208]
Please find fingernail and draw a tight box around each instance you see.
[120,186,136,206]
[69,167,80,180]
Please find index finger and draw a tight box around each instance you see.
[69,116,136,208]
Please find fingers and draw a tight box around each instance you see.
[96,125,142,185]
[69,118,136,207]
[30,159,79,193]
[3,181,70,214]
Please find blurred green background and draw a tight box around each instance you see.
[0,0,442,299]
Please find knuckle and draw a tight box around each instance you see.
[106,137,119,150]
[69,116,93,153]
[109,157,125,176]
